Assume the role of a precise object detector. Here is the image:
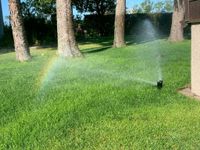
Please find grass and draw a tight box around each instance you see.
[0,39,199,149]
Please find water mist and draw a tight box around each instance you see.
[133,19,163,88]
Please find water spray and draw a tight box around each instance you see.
[157,80,163,89]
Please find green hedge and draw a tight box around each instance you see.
[2,13,191,48]
[83,13,173,37]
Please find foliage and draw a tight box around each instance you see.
[0,25,14,48]
[154,1,165,12]
[21,0,116,19]
[1,39,200,149]
[2,12,190,47]
[23,16,57,46]
[73,0,116,15]
[130,0,174,14]
[21,0,56,18]
[164,0,173,12]
[129,4,143,14]
[84,13,173,37]
[140,0,154,13]
[0,13,174,46]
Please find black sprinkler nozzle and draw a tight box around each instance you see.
[157,80,163,89]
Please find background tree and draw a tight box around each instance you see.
[74,0,116,16]
[113,0,126,48]
[153,0,173,13]
[130,4,143,14]
[0,0,4,38]
[164,0,173,12]
[20,0,116,38]
[56,0,82,57]
[22,0,116,18]
[154,1,164,12]
[20,0,57,46]
[169,0,185,42]
[9,0,31,61]
[21,0,56,18]
[140,0,154,13]
[130,0,173,14]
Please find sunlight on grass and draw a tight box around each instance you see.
[1,39,198,149]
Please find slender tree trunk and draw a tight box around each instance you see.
[169,0,185,42]
[56,0,82,57]
[113,0,126,48]
[9,0,31,61]
[0,0,4,38]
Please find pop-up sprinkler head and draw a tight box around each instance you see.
[157,80,163,89]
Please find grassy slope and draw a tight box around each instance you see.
[0,39,199,149]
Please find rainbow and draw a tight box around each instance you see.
[36,54,59,91]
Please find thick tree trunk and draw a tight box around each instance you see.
[56,0,82,57]
[113,0,126,48]
[0,0,4,38]
[9,0,31,61]
[169,0,185,42]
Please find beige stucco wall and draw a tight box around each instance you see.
[191,24,200,96]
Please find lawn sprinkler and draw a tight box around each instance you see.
[157,80,163,89]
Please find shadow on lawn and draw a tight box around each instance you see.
[125,35,168,46]
[82,46,111,54]
[79,35,167,48]
[0,48,14,55]
[80,35,167,54]
[0,35,167,56]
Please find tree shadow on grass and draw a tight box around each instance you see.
[79,35,167,50]
[78,36,113,45]
[30,45,57,50]
[82,46,111,54]
[80,36,166,55]
[0,35,168,56]
[125,35,168,46]
[0,48,14,55]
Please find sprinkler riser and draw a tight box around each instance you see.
[157,80,163,89]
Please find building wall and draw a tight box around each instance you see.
[191,24,200,96]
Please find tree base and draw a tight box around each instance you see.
[113,42,126,48]
[16,51,31,62]
[168,36,184,42]
[58,47,83,58]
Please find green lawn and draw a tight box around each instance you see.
[1,39,200,149]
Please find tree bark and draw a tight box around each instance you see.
[9,0,31,61]
[113,0,126,48]
[56,0,82,57]
[0,0,4,38]
[169,0,185,42]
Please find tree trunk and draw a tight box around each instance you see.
[169,0,185,42]
[9,0,31,61]
[0,0,4,38]
[56,0,82,57]
[113,0,126,48]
